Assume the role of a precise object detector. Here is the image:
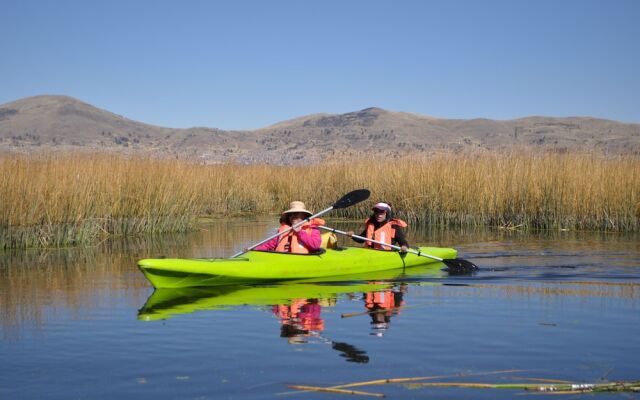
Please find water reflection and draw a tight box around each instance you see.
[2,219,639,400]
[137,281,395,321]
[272,296,373,363]
[1,217,638,342]
[137,279,418,363]
[274,298,326,342]
[364,283,407,337]
[0,237,157,340]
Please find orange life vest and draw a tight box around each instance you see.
[364,218,408,250]
[365,289,405,317]
[275,218,325,254]
[365,290,396,309]
[273,299,306,321]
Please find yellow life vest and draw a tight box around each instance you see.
[320,231,338,249]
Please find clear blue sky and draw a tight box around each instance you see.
[2,0,639,130]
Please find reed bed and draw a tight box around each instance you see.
[350,152,639,231]
[1,152,638,248]
[1,155,200,248]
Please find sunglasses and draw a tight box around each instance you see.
[289,213,308,219]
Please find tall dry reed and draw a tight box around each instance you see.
[343,152,639,231]
[0,154,200,248]
[1,152,638,248]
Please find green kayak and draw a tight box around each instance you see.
[137,246,456,288]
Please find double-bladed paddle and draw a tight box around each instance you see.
[319,226,478,274]
[232,189,371,258]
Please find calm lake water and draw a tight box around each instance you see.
[1,217,639,399]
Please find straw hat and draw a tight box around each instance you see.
[282,201,312,217]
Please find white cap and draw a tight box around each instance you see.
[372,202,391,212]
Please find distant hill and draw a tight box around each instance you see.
[1,95,639,163]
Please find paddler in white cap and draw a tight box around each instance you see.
[347,202,409,252]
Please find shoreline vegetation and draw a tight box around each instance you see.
[1,152,638,249]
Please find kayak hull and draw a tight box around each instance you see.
[137,246,457,288]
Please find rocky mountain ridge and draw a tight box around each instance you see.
[1,95,639,163]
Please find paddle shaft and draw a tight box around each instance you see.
[232,206,334,258]
[319,226,444,262]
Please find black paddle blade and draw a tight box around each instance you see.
[332,189,370,209]
[443,258,479,275]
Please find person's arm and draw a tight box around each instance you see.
[297,228,321,252]
[351,228,367,243]
[254,236,279,251]
[392,225,409,248]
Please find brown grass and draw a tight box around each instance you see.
[357,152,639,231]
[0,152,638,248]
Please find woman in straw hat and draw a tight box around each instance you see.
[254,201,324,253]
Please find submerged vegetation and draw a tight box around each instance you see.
[1,152,638,248]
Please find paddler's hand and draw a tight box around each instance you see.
[346,230,354,237]
[292,225,302,233]
[400,245,408,253]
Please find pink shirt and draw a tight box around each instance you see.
[254,227,321,252]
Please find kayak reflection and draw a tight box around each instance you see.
[138,281,392,322]
[138,262,445,321]
[138,264,444,364]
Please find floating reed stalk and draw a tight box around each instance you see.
[403,380,640,393]
[288,376,639,396]
[287,385,384,397]
[329,369,525,389]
